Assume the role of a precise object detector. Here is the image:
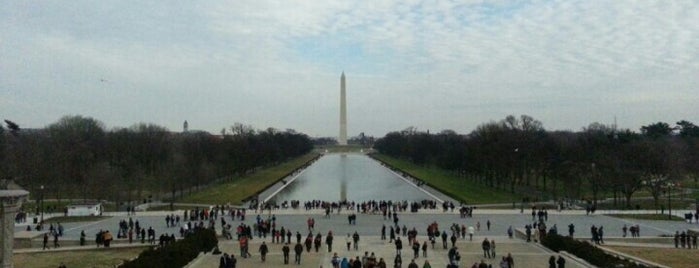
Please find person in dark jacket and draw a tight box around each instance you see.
[282,243,290,264]
[259,241,268,262]
[294,242,303,264]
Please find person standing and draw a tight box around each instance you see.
[568,223,575,237]
[282,243,290,264]
[395,237,403,255]
[331,252,341,268]
[481,238,491,258]
[326,231,334,252]
[467,225,475,241]
[294,242,303,265]
[382,225,387,240]
[548,256,556,268]
[441,231,448,249]
[53,232,60,248]
[259,241,268,262]
[421,241,428,257]
[506,253,514,268]
[228,253,237,268]
[346,234,352,250]
[490,239,496,258]
[43,233,49,250]
[412,240,420,258]
[407,259,418,268]
[353,231,360,250]
[556,255,566,268]
[80,230,86,246]
[507,226,513,239]
[314,233,322,252]
[219,253,228,268]
[393,254,402,268]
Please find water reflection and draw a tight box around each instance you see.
[268,154,433,202]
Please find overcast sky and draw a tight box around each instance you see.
[2,1,698,137]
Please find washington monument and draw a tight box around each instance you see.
[339,72,348,145]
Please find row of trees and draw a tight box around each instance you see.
[374,115,699,208]
[0,116,313,206]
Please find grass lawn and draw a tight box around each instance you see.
[605,214,685,221]
[177,153,319,205]
[595,198,696,210]
[42,216,111,224]
[14,248,144,268]
[604,246,698,268]
[371,154,520,204]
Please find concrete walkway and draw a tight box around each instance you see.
[186,236,591,268]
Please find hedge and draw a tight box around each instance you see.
[119,228,218,268]
[541,234,647,268]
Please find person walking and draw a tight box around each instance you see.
[282,243,290,264]
[259,241,268,262]
[346,234,352,250]
[421,241,428,257]
[422,260,431,268]
[490,239,496,258]
[294,242,303,265]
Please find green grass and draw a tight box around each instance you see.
[371,154,520,204]
[43,216,111,224]
[595,198,696,210]
[605,213,685,221]
[177,153,320,205]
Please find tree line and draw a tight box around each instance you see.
[374,115,699,208]
[0,116,313,207]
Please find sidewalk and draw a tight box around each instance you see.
[186,235,593,268]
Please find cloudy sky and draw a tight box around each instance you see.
[2,1,698,137]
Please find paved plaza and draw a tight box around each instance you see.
[13,207,699,267]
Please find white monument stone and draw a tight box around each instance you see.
[0,187,28,268]
[339,72,348,146]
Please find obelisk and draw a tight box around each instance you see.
[339,72,348,145]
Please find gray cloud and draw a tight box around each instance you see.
[1,0,697,136]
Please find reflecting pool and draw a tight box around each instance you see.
[267,154,434,202]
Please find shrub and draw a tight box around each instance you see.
[541,234,647,268]
[119,228,218,268]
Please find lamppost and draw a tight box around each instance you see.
[40,185,44,224]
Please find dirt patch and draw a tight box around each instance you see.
[605,246,699,267]
[13,247,144,268]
